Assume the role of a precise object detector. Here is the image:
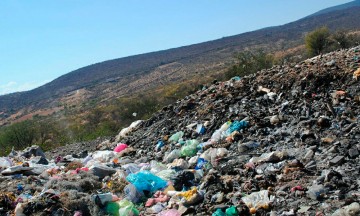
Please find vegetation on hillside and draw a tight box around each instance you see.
[0,27,360,156]
[305,27,360,56]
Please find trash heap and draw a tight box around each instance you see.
[1,46,360,215]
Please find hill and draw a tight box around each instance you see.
[1,3,360,126]
[308,0,360,17]
[1,45,360,215]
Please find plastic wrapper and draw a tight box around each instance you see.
[126,171,167,193]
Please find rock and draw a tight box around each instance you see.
[329,156,345,166]
[90,164,116,179]
[348,147,359,158]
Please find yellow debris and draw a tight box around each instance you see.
[177,187,197,201]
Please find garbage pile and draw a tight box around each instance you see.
[1,46,360,215]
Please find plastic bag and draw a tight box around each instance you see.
[114,143,128,153]
[105,202,120,216]
[150,160,167,174]
[92,151,115,163]
[225,120,249,134]
[225,206,239,216]
[169,131,184,143]
[180,139,199,157]
[200,148,228,167]
[156,169,176,181]
[212,209,226,216]
[171,170,195,191]
[118,199,139,216]
[0,157,13,169]
[196,124,206,135]
[164,149,181,163]
[167,158,189,169]
[122,163,141,174]
[126,171,167,193]
[241,190,274,210]
[195,158,208,170]
[188,155,199,167]
[118,120,143,138]
[123,184,144,203]
[157,209,181,216]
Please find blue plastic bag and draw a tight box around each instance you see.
[126,171,167,193]
[195,158,208,170]
[227,120,249,134]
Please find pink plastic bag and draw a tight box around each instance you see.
[114,143,128,153]
[157,209,181,216]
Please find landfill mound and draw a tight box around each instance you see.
[1,47,360,216]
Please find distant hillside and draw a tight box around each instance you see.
[1,5,360,125]
[309,0,360,17]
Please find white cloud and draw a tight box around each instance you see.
[0,80,50,96]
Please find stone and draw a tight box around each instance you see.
[329,156,345,166]
[348,147,359,158]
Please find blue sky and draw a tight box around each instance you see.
[0,0,352,95]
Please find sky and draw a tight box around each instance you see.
[0,0,352,95]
